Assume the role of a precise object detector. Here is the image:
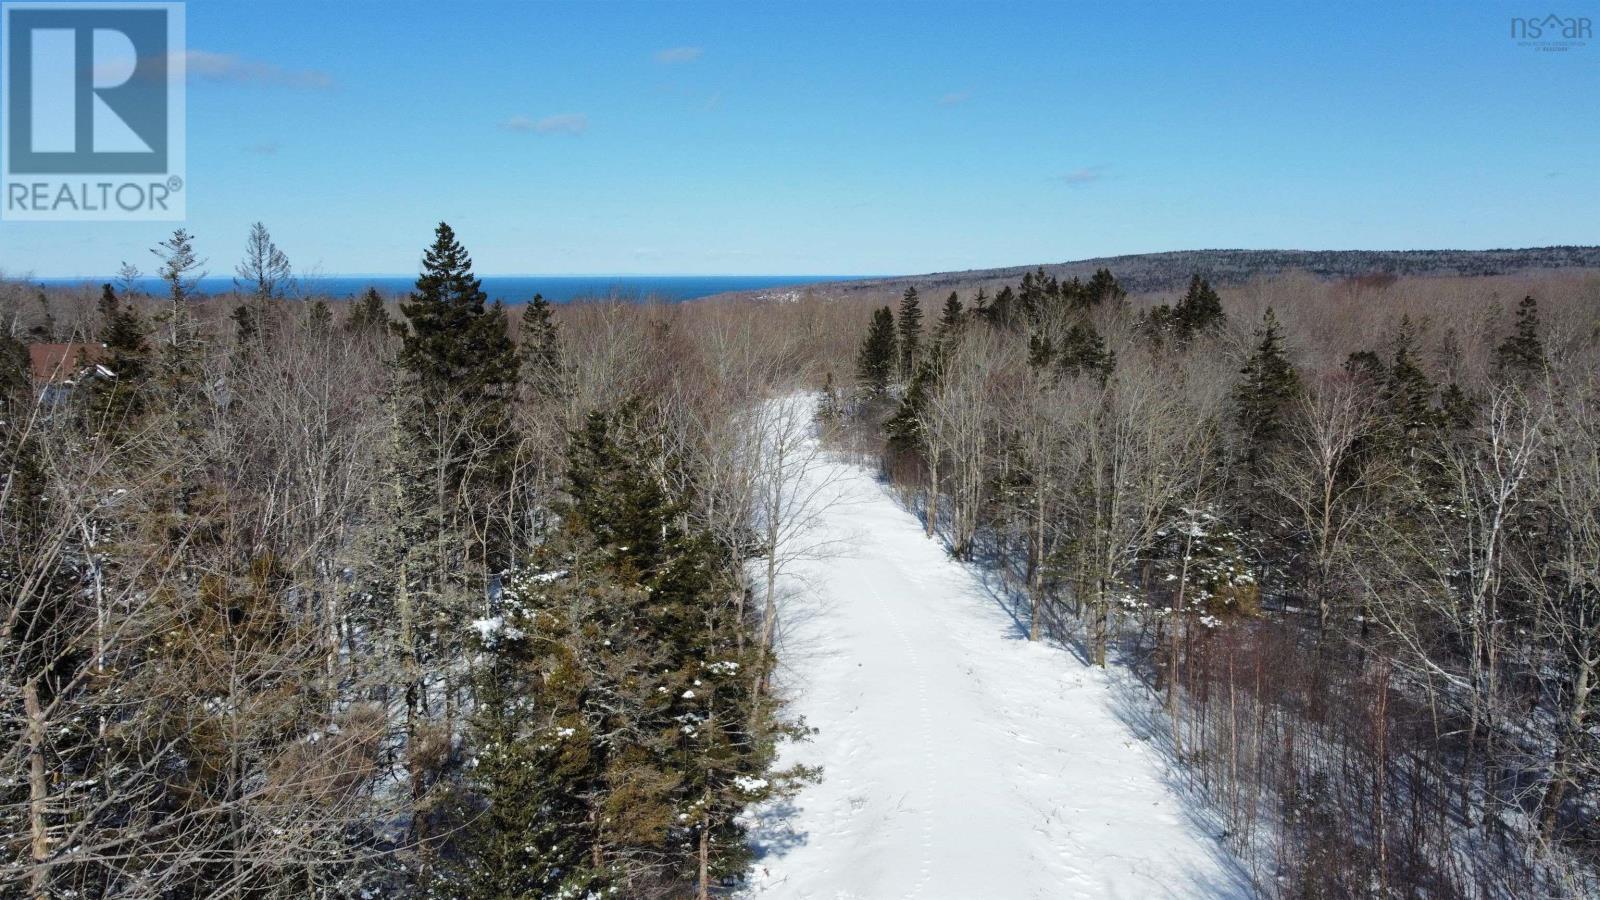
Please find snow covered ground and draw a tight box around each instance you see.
[742,443,1251,899]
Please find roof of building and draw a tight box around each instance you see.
[28,342,108,383]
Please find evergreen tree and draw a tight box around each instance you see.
[1058,322,1114,382]
[1440,381,1476,430]
[816,372,842,427]
[95,283,119,336]
[1027,332,1056,370]
[0,329,27,398]
[150,228,204,349]
[1383,316,1437,441]
[855,306,898,398]
[969,288,989,322]
[986,286,1017,326]
[461,401,801,896]
[387,224,522,763]
[1017,268,1060,325]
[306,299,333,333]
[897,286,923,381]
[100,290,150,381]
[1082,267,1126,308]
[1495,295,1546,377]
[29,290,55,341]
[400,223,517,392]
[1233,307,1302,470]
[230,303,258,346]
[936,292,965,340]
[233,221,293,300]
[346,287,391,336]
[519,293,566,400]
[397,223,520,498]
[90,283,153,429]
[114,260,142,298]
[1174,274,1225,337]
[886,362,933,456]
[1344,350,1385,383]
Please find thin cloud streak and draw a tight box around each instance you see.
[501,113,589,135]
[654,46,704,64]
[937,90,973,107]
[1061,165,1109,186]
[185,50,335,89]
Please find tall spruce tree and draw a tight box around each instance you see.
[400,223,517,393]
[886,362,933,457]
[233,221,293,300]
[306,299,333,333]
[1082,267,1126,308]
[1234,307,1302,471]
[856,306,898,398]
[151,228,203,350]
[936,292,965,340]
[396,222,519,509]
[345,287,391,336]
[462,400,799,896]
[388,224,522,792]
[95,283,118,338]
[0,329,27,398]
[1383,316,1437,442]
[1174,274,1225,338]
[90,285,151,428]
[1058,322,1114,382]
[1027,332,1056,370]
[519,293,566,400]
[1495,295,1546,378]
[897,287,923,381]
[230,304,258,347]
[1376,315,1440,461]
[986,285,1016,326]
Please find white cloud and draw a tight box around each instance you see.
[1061,165,1108,186]
[654,46,703,64]
[184,50,334,89]
[501,113,589,135]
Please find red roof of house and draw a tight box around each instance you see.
[28,342,107,383]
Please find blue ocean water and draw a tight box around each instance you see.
[39,274,860,303]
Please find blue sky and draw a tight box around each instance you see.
[2,0,1597,276]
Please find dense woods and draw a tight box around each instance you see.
[4,229,1599,898]
[802,246,1600,300]
[0,223,843,899]
[842,266,1600,898]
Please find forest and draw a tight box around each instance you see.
[2,222,1598,899]
[839,266,1600,898]
[1,223,837,899]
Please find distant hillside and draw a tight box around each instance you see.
[738,247,1600,301]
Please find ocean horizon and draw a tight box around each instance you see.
[34,274,865,304]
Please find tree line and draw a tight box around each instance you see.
[843,266,1600,898]
[0,222,823,899]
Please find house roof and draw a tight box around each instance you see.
[28,342,108,383]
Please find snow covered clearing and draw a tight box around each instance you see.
[742,439,1250,899]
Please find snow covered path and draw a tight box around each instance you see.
[742,448,1250,899]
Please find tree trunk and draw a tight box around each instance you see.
[25,680,51,900]
[1168,533,1194,753]
[1539,660,1590,840]
[698,809,712,900]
